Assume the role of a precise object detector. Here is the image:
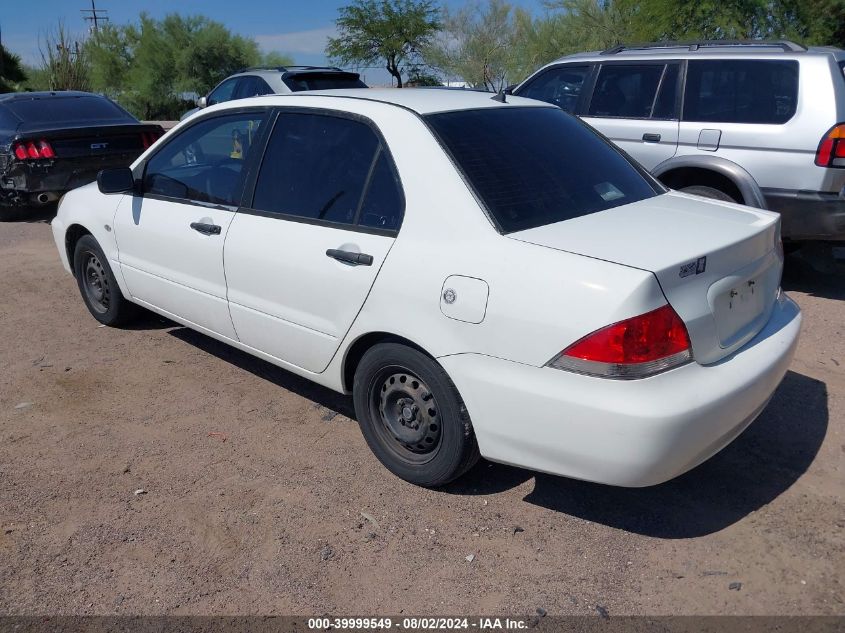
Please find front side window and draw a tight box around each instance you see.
[588,64,665,119]
[207,78,239,106]
[426,107,659,234]
[143,112,266,206]
[251,112,402,231]
[683,60,799,124]
[517,65,591,113]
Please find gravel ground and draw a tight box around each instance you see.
[0,212,842,617]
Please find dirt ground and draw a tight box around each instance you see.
[0,212,842,617]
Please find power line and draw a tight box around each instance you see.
[81,0,109,34]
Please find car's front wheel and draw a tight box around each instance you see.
[353,342,480,487]
[73,234,139,326]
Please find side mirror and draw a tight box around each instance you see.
[504,84,517,95]
[197,96,208,108]
[97,167,135,194]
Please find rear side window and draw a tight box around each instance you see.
[588,64,664,118]
[283,73,367,92]
[683,60,799,124]
[516,65,591,113]
[4,95,132,123]
[235,76,274,99]
[251,112,402,231]
[426,107,659,234]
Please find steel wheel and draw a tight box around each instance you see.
[82,251,111,314]
[369,366,442,465]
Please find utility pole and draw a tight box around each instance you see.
[81,0,109,34]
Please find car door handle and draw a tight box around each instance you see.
[190,222,221,236]
[642,133,661,143]
[326,249,373,266]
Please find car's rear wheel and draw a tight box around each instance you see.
[680,185,738,203]
[353,343,480,487]
[73,234,138,326]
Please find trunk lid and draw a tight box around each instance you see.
[508,191,783,364]
[14,123,162,159]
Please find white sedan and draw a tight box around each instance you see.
[51,89,801,487]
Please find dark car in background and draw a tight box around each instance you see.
[0,91,163,220]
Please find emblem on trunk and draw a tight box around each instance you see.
[90,142,108,150]
[679,256,707,278]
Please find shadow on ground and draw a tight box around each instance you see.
[782,244,845,301]
[167,326,355,418]
[448,371,827,538]
[129,303,827,539]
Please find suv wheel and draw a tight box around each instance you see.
[680,185,738,203]
[353,343,480,487]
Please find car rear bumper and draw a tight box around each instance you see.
[440,292,801,487]
[1,154,139,205]
[764,188,845,241]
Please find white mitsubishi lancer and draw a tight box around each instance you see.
[51,89,801,487]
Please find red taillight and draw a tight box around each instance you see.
[547,304,692,379]
[38,140,55,159]
[141,130,161,149]
[12,139,56,160]
[815,123,845,167]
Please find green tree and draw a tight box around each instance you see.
[327,0,441,87]
[0,45,28,93]
[424,0,517,91]
[261,51,296,67]
[86,13,263,119]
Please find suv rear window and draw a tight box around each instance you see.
[683,60,799,124]
[283,72,367,92]
[4,95,132,123]
[426,107,660,234]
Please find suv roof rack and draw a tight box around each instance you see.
[238,65,345,73]
[600,40,808,55]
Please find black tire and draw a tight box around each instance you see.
[353,343,480,487]
[680,185,738,203]
[72,234,139,326]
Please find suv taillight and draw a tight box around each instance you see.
[12,139,56,160]
[815,123,845,168]
[547,304,692,379]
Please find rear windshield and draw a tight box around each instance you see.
[283,73,367,92]
[4,95,132,124]
[425,107,660,233]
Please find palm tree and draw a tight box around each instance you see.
[0,44,27,93]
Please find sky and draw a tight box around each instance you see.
[1,0,546,86]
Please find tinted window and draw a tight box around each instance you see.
[426,107,659,234]
[358,150,403,230]
[282,73,367,92]
[235,76,274,99]
[517,65,590,113]
[652,64,680,119]
[252,113,380,225]
[207,78,238,106]
[588,64,664,118]
[683,60,799,124]
[144,113,266,205]
[4,95,132,123]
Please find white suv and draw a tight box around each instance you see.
[513,40,845,244]
[180,65,367,120]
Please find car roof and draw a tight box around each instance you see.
[0,90,100,103]
[254,88,551,115]
[547,41,844,64]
